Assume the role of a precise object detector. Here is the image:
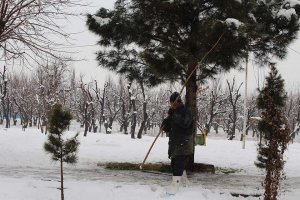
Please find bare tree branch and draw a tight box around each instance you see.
[0,0,83,65]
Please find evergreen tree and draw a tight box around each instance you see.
[44,104,80,200]
[87,0,300,166]
[255,65,290,200]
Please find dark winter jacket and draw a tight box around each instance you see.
[162,103,194,158]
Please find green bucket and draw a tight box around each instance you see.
[197,134,204,145]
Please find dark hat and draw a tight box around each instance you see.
[170,92,181,102]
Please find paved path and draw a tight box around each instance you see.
[1,164,299,197]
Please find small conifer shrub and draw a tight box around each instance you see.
[44,104,80,200]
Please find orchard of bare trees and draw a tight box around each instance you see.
[1,63,299,142]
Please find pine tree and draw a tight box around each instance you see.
[87,0,300,167]
[255,65,290,200]
[44,104,80,200]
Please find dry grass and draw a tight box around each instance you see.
[98,162,216,174]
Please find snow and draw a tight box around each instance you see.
[280,124,286,130]
[225,18,243,28]
[131,96,136,100]
[87,101,94,105]
[166,0,174,3]
[1,125,300,199]
[286,0,300,7]
[36,94,40,104]
[234,0,242,3]
[277,8,296,20]
[92,16,111,26]
[248,13,257,22]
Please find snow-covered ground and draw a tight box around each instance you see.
[0,125,300,200]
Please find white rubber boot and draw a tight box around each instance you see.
[166,176,181,195]
[181,170,190,187]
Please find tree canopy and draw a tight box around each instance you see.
[87,0,300,85]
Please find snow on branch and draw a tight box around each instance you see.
[286,0,300,7]
[225,18,243,28]
[277,8,296,20]
[130,96,136,100]
[93,16,111,26]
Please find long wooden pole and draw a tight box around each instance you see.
[139,33,224,170]
[242,53,248,149]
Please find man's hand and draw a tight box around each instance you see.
[161,118,168,128]
[167,108,174,116]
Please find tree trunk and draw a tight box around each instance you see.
[137,101,147,139]
[5,114,10,128]
[33,117,38,126]
[160,110,166,137]
[84,121,89,136]
[83,103,88,137]
[60,152,64,200]
[108,117,114,133]
[206,96,216,135]
[99,86,106,132]
[185,63,198,171]
[232,106,237,139]
[104,120,108,134]
[130,99,137,139]
[121,100,128,134]
[38,116,41,129]
[213,123,219,134]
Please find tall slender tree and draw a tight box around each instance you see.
[255,65,290,200]
[44,104,80,200]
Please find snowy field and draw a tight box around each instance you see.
[0,125,300,200]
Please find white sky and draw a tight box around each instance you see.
[61,0,115,85]
[8,0,298,92]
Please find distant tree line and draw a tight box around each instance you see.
[1,63,299,141]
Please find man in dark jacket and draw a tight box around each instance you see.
[162,92,194,194]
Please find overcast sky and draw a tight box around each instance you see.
[60,0,115,85]
[66,0,300,93]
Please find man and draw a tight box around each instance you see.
[162,92,194,194]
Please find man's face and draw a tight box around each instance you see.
[170,100,179,109]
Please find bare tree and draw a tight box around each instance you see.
[10,73,36,130]
[116,78,130,135]
[149,88,169,136]
[285,91,300,142]
[0,65,10,128]
[225,78,243,140]
[127,82,137,139]
[136,80,148,139]
[104,84,121,134]
[34,59,70,133]
[78,79,95,136]
[243,95,258,138]
[93,81,107,133]
[204,80,226,135]
[0,0,81,65]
